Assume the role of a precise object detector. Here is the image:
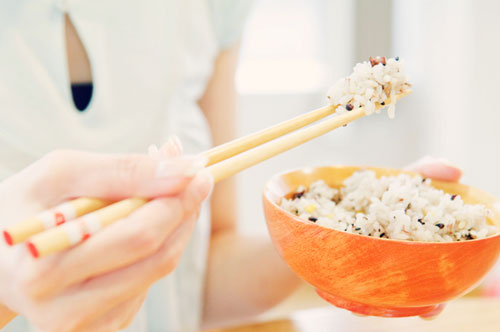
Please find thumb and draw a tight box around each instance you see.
[179,169,214,214]
[30,150,207,203]
[405,156,462,182]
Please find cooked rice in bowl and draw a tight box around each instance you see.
[280,170,497,242]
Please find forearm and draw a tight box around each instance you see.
[199,42,299,328]
[202,230,302,328]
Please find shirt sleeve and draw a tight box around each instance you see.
[208,0,254,50]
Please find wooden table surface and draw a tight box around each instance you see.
[207,299,500,332]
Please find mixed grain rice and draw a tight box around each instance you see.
[327,56,411,118]
[280,171,497,242]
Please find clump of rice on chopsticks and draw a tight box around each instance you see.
[280,171,497,243]
[327,56,411,118]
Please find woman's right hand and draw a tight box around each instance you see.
[0,145,212,331]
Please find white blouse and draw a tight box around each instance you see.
[0,0,251,331]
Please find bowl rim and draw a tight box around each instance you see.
[263,164,500,245]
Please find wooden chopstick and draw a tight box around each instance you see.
[26,198,147,258]
[11,91,410,258]
[202,104,337,166]
[209,91,410,182]
[3,103,338,247]
[3,198,108,245]
[208,108,364,182]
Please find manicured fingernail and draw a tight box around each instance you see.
[184,155,208,177]
[156,155,207,178]
[187,169,214,204]
[415,155,436,166]
[406,156,439,171]
[169,135,183,155]
[198,168,214,198]
[159,135,184,158]
[148,144,159,155]
[148,144,159,156]
[437,158,463,171]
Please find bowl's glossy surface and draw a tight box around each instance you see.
[263,166,500,317]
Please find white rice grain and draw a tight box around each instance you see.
[280,170,497,242]
[327,57,411,119]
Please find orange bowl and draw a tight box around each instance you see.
[263,166,500,317]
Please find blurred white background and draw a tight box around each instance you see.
[235,0,500,236]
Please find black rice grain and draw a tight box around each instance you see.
[292,191,305,199]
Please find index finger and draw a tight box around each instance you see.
[26,171,212,299]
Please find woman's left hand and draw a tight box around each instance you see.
[405,156,462,182]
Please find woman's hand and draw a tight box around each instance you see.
[0,143,212,331]
[405,156,462,182]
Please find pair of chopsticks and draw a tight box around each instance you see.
[3,91,410,258]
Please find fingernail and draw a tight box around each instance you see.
[406,155,437,171]
[156,155,207,178]
[417,155,436,166]
[170,135,183,155]
[185,155,208,177]
[148,144,159,156]
[437,158,463,171]
[198,168,215,198]
[159,135,184,158]
[188,169,214,204]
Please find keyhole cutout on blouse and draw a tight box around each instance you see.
[65,14,93,112]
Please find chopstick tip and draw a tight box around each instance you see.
[3,231,13,246]
[26,241,39,258]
